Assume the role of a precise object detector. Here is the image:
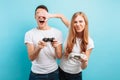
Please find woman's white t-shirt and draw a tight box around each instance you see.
[60,37,94,74]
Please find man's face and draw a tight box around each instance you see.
[35,8,48,28]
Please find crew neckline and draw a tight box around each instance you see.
[36,27,52,31]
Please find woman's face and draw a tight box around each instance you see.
[73,15,85,33]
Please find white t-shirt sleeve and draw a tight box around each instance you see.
[24,31,33,44]
[87,37,94,50]
[57,31,63,45]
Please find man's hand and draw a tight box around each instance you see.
[38,41,47,49]
[51,39,60,48]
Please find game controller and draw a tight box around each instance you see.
[42,38,54,42]
[69,53,81,60]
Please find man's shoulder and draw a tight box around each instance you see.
[51,27,62,33]
[25,28,37,36]
[26,28,37,33]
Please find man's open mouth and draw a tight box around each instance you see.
[39,20,45,23]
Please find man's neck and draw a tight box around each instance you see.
[37,25,51,30]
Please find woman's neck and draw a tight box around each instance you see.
[76,32,82,39]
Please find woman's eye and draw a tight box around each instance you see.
[74,21,77,23]
[74,20,83,23]
[79,20,83,23]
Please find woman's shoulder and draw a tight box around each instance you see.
[88,36,94,43]
[87,36,94,49]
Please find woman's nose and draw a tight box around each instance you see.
[76,22,80,26]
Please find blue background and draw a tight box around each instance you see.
[0,0,120,80]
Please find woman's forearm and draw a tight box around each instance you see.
[50,14,70,27]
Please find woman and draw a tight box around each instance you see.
[53,12,94,80]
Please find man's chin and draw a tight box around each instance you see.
[38,26,45,29]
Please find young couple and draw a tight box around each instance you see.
[24,5,94,80]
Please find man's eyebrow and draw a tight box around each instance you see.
[36,12,39,13]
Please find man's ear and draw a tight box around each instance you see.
[35,15,36,19]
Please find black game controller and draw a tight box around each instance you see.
[74,55,81,60]
[42,38,54,42]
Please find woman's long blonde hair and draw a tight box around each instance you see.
[65,12,88,56]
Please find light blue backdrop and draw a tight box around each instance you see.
[0,0,120,80]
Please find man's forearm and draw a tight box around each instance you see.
[29,46,41,61]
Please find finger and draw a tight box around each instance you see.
[38,41,42,45]
[41,41,47,46]
[81,57,88,63]
[38,41,44,45]
[53,39,57,42]
[52,39,58,44]
[44,18,48,22]
[39,45,44,49]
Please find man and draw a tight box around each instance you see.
[24,5,62,80]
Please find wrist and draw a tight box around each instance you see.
[51,14,63,19]
[36,46,41,51]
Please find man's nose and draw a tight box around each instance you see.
[39,17,46,21]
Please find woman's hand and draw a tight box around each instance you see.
[80,53,88,63]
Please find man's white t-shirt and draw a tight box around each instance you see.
[24,27,62,74]
[60,37,94,74]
